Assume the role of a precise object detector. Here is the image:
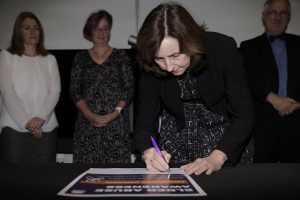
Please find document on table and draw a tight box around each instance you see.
[57,168,207,197]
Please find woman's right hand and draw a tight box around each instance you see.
[142,147,171,172]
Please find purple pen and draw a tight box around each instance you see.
[150,136,163,157]
[151,136,170,174]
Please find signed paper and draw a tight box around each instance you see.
[57,168,207,197]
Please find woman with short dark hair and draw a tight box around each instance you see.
[69,10,135,164]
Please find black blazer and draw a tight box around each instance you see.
[240,33,300,129]
[134,32,254,165]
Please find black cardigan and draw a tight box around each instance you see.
[134,32,254,165]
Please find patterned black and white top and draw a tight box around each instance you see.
[159,71,253,164]
[69,49,135,164]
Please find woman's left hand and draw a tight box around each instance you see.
[180,149,227,175]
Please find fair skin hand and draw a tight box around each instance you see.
[26,117,45,138]
[267,92,300,116]
[75,99,125,127]
[143,148,227,175]
[142,148,171,172]
[180,150,227,175]
[93,112,119,127]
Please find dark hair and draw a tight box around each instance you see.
[83,10,113,42]
[7,11,48,56]
[137,1,206,77]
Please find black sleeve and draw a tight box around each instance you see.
[214,36,254,165]
[133,72,162,153]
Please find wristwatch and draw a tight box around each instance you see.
[115,107,123,115]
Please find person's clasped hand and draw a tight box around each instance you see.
[93,112,119,127]
[143,147,171,172]
[25,117,45,138]
[273,96,299,116]
[267,93,300,117]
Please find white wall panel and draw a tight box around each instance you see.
[138,0,300,47]
[1,0,299,49]
[0,0,137,49]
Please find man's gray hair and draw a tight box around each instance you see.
[263,0,291,14]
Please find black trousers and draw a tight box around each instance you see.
[0,127,57,164]
[253,111,300,163]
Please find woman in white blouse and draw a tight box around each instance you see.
[0,12,61,163]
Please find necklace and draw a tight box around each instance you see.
[92,46,110,59]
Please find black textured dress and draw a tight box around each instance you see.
[69,49,135,164]
[159,71,253,164]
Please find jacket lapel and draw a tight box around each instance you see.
[162,77,185,130]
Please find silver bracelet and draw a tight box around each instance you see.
[115,107,123,115]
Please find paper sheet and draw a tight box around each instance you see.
[57,168,207,197]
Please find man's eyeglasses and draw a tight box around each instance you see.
[92,27,110,33]
[266,10,290,19]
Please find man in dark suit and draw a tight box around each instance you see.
[240,0,300,163]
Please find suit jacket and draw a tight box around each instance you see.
[240,33,300,132]
[134,32,254,165]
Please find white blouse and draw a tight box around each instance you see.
[0,50,61,132]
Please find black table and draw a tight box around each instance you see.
[0,163,299,199]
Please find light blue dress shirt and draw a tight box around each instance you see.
[268,33,288,96]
